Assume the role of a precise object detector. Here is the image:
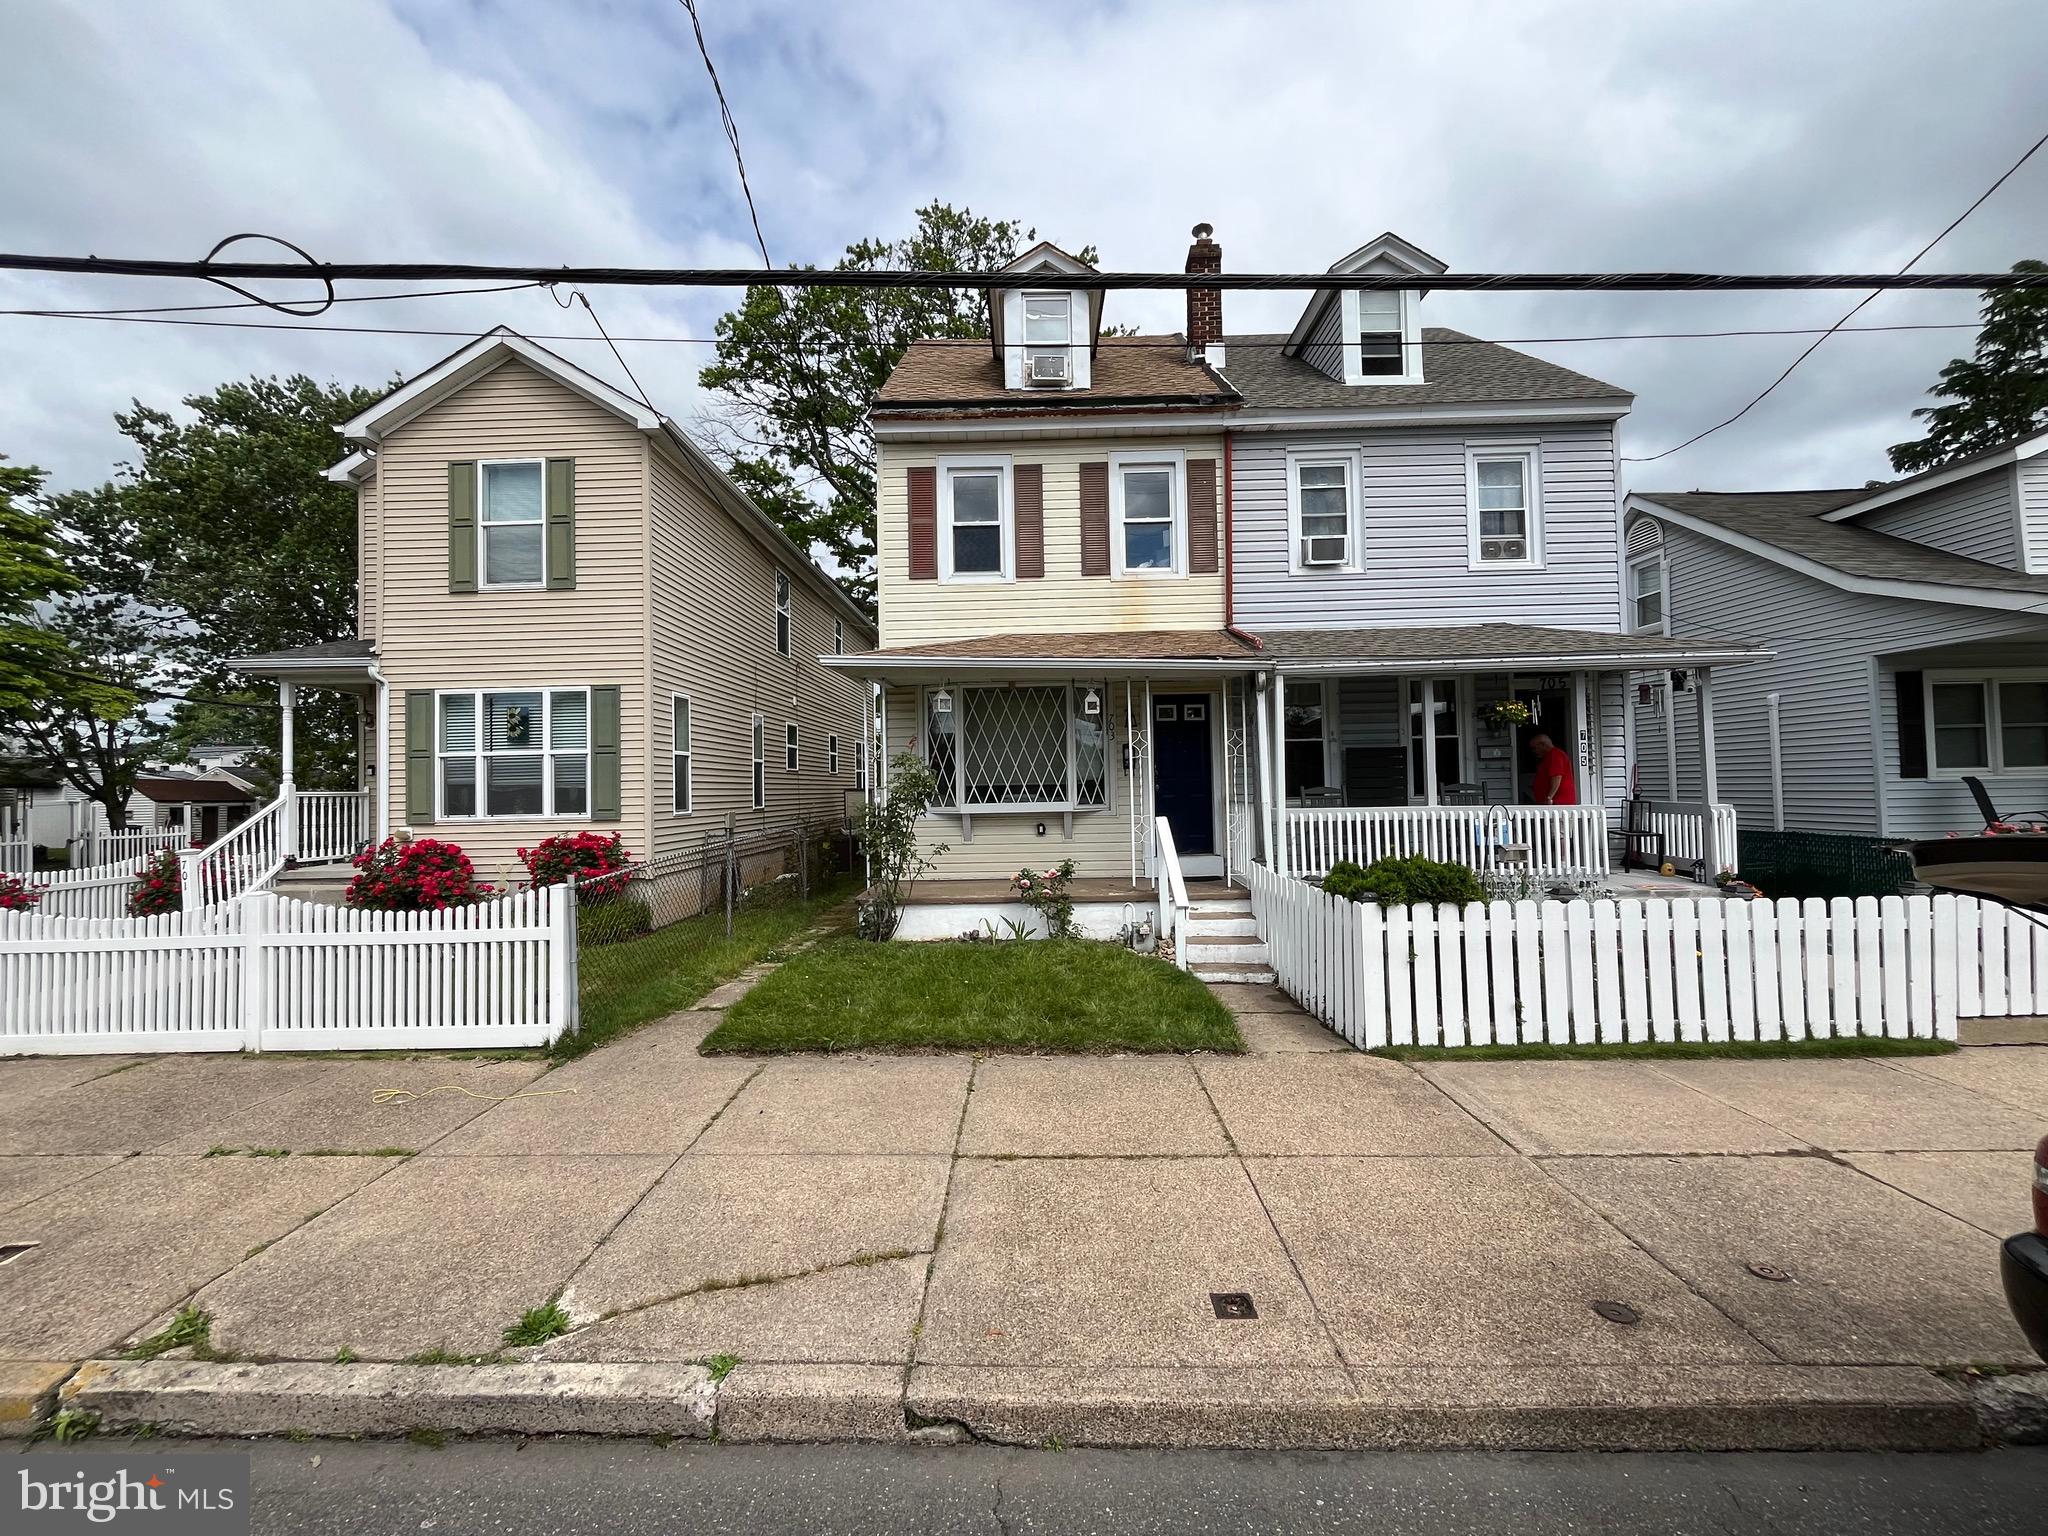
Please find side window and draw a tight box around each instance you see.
[1629,556,1665,633]
[832,617,844,655]
[671,694,691,815]
[750,713,765,809]
[829,733,840,776]
[775,571,791,656]
[785,721,799,772]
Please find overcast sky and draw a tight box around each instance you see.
[3,0,2044,500]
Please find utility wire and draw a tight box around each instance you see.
[2,252,2040,293]
[10,279,547,320]
[1624,125,2048,463]
[0,307,1991,349]
[676,0,771,268]
[548,283,657,410]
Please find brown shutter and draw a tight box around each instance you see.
[907,466,937,580]
[1079,462,1110,577]
[1188,457,1219,574]
[1014,464,1044,579]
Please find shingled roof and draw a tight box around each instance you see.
[873,335,1238,415]
[1638,491,2048,597]
[1221,328,1630,411]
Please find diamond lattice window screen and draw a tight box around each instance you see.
[926,694,958,805]
[961,686,1067,806]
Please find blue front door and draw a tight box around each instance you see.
[1153,694,1215,856]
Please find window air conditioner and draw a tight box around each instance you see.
[1481,537,1527,562]
[1302,536,1347,567]
[1026,350,1070,384]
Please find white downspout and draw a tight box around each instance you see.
[1766,691,1785,832]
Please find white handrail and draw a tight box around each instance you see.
[182,793,289,909]
[1154,815,1192,970]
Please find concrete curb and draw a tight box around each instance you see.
[46,1357,2013,1451]
[0,1362,76,1438]
[61,1360,715,1439]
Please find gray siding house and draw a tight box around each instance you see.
[1209,233,1763,878]
[1628,424,2048,842]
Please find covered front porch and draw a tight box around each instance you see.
[1252,625,1771,888]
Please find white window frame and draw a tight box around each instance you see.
[1339,287,1424,386]
[1628,553,1667,635]
[1021,290,1074,386]
[750,712,765,809]
[1281,677,1335,805]
[936,454,1014,583]
[1108,448,1187,579]
[829,733,840,776]
[785,721,799,772]
[1466,442,1544,571]
[670,693,692,816]
[832,617,844,655]
[856,727,869,791]
[1925,669,2048,779]
[477,457,548,591]
[434,686,591,821]
[1286,446,1363,575]
[775,571,791,656]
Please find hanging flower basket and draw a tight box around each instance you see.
[1483,699,1533,730]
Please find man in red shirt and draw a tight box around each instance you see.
[1528,733,1577,805]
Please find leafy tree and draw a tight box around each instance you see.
[699,202,1104,605]
[0,456,98,717]
[1889,259,2048,474]
[10,483,172,829]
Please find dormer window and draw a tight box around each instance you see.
[1023,292,1072,386]
[1357,291,1404,376]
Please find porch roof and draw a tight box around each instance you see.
[1256,623,1770,673]
[824,628,1265,679]
[229,638,377,687]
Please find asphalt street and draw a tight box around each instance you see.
[18,1439,2044,1535]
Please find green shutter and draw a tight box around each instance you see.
[545,458,576,590]
[447,462,478,593]
[591,685,621,822]
[405,690,437,823]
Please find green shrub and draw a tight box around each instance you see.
[577,895,653,946]
[1323,855,1485,907]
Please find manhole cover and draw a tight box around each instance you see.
[0,1242,37,1266]
[1210,1292,1258,1320]
[1746,1262,1794,1282]
[1591,1300,1640,1325]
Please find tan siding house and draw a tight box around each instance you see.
[239,328,872,887]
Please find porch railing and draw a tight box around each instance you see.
[297,790,373,863]
[1642,801,1740,873]
[1284,805,1611,882]
[86,826,187,866]
[1154,815,1192,970]
[180,788,372,909]
[0,837,30,876]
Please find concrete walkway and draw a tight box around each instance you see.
[2,975,2043,1448]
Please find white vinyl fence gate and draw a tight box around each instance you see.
[1,886,577,1055]
[1247,864,2010,1049]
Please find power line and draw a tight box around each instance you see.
[0,307,1994,349]
[2,251,2041,293]
[676,0,771,268]
[9,279,547,320]
[1624,125,2048,463]
[548,283,657,411]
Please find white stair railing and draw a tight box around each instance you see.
[1153,815,1192,970]
[296,790,372,863]
[181,793,289,910]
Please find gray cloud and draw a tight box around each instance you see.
[3,0,2044,498]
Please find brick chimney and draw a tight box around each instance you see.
[1185,222,1223,365]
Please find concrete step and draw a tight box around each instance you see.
[1190,901,1252,917]
[1189,963,1279,984]
[1186,935,1271,968]
[1186,915,1258,937]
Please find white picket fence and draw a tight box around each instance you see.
[0,885,578,1055]
[1248,863,1970,1049]
[0,837,30,876]
[84,826,187,866]
[25,861,146,919]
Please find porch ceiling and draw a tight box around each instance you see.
[1256,622,1770,674]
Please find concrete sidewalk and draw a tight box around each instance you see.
[2,974,2043,1449]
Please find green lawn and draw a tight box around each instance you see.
[563,874,858,1060]
[1371,1035,1957,1063]
[701,938,1245,1055]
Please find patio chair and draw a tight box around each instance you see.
[1619,796,1668,874]
[1962,774,2048,831]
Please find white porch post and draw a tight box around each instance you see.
[1270,671,1289,878]
[278,680,299,859]
[1420,677,1440,807]
[1663,675,1680,801]
[1253,674,1274,870]
[1126,679,1139,887]
[373,676,391,842]
[1570,672,1591,804]
[1694,666,1721,878]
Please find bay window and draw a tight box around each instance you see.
[479,460,545,587]
[437,687,588,818]
[923,682,1109,811]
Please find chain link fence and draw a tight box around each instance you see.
[564,818,860,1052]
